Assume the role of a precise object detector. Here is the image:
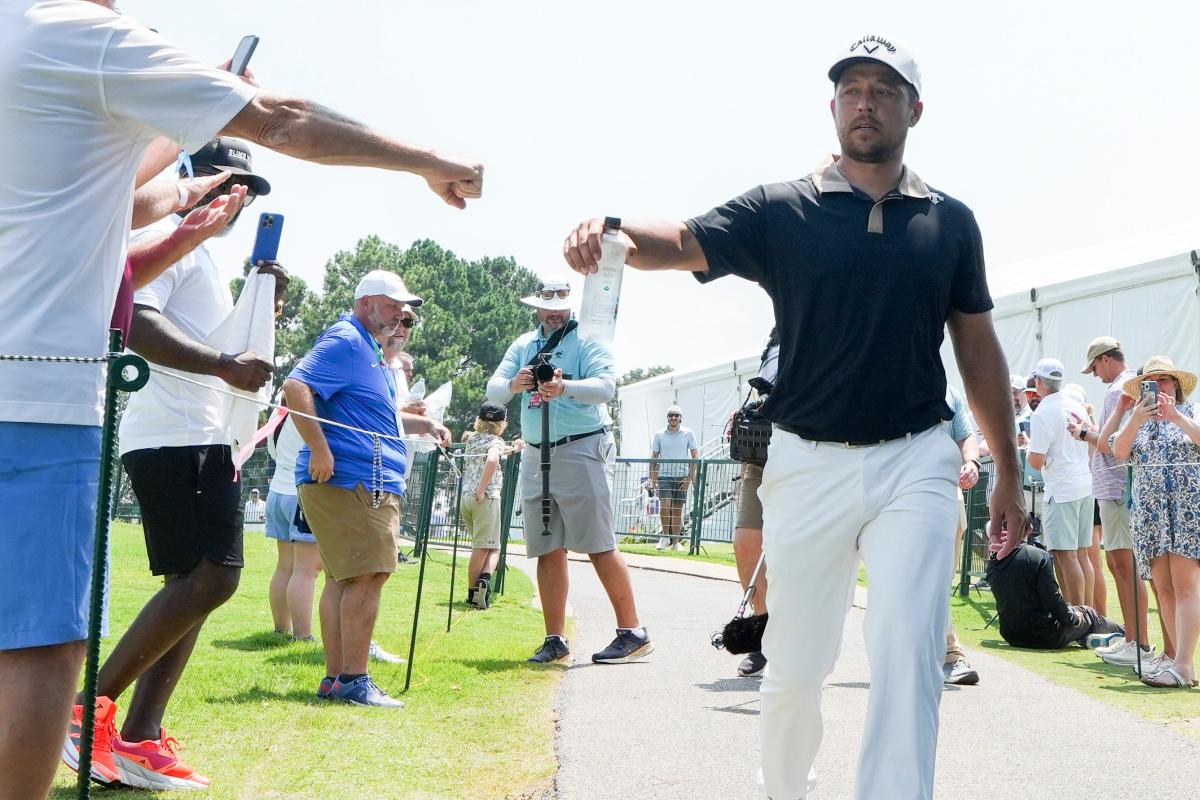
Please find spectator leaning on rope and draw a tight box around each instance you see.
[562,35,1025,800]
[283,271,451,709]
[1112,356,1200,689]
[0,2,481,795]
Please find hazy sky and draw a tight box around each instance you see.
[123,0,1200,375]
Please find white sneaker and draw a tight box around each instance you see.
[368,640,406,664]
[672,541,687,552]
[1094,637,1131,656]
[1133,653,1172,677]
[1085,631,1125,651]
[1101,640,1155,667]
[655,537,669,550]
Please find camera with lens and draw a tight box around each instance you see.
[531,352,557,384]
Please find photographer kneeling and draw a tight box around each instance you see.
[487,276,651,665]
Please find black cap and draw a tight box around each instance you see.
[479,401,507,422]
[603,216,621,232]
[185,137,271,196]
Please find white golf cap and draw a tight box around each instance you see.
[667,405,683,416]
[520,275,574,311]
[1009,374,1027,392]
[353,270,423,306]
[828,34,922,97]
[1033,357,1065,381]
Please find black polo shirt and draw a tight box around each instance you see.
[687,155,993,443]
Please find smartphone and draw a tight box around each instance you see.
[230,35,259,77]
[249,213,284,266]
[1018,419,1031,436]
[1141,380,1159,404]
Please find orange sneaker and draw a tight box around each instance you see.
[112,727,210,790]
[62,695,122,785]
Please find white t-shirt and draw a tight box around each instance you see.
[267,416,304,497]
[117,217,233,455]
[245,497,266,523]
[0,1,256,426]
[1027,391,1093,502]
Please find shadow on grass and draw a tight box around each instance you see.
[52,787,159,799]
[957,594,999,628]
[208,685,328,705]
[264,647,329,667]
[210,631,297,652]
[455,657,554,675]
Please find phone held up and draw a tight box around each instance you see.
[1141,380,1160,407]
[250,213,284,267]
[230,35,259,77]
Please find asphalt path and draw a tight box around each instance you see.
[511,550,1200,799]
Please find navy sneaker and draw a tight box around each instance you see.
[330,675,404,708]
[592,629,654,664]
[316,676,335,700]
[527,636,570,664]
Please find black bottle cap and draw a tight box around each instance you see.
[603,216,621,232]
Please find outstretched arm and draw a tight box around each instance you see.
[563,218,708,275]
[222,92,483,208]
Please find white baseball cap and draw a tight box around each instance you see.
[828,34,922,98]
[1009,374,1027,392]
[520,276,574,311]
[1033,357,1065,381]
[667,405,683,417]
[353,270,423,306]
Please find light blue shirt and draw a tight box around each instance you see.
[491,324,613,444]
[945,385,972,444]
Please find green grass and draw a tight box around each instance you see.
[949,568,1200,736]
[618,541,736,565]
[54,523,563,800]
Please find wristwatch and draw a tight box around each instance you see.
[1077,425,1090,442]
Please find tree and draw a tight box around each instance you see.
[288,236,540,437]
[610,365,673,450]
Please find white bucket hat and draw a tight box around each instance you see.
[520,276,573,311]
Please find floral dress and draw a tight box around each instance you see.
[1129,403,1200,577]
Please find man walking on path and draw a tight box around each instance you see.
[651,405,700,551]
[487,277,652,665]
[1071,337,1153,666]
[563,35,1024,800]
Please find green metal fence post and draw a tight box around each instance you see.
[495,455,520,596]
[77,331,148,800]
[403,448,441,693]
[688,461,708,555]
[446,454,465,632]
[958,487,973,598]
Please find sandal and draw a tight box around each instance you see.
[1141,665,1198,688]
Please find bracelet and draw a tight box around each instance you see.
[968,458,981,470]
[176,182,189,210]
[1078,425,1089,442]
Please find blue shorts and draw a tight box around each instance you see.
[0,422,106,650]
[265,491,315,543]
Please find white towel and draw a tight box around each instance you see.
[208,266,276,467]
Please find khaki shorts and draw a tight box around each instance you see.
[460,494,501,549]
[297,482,400,582]
[1098,495,1133,551]
[736,463,764,529]
[520,433,617,558]
[1043,497,1093,551]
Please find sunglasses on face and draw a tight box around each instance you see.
[538,288,570,299]
[397,317,418,329]
[200,177,257,207]
[667,414,682,419]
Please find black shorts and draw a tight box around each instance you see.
[122,445,244,576]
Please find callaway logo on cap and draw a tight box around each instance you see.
[828,34,922,98]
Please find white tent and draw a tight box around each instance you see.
[619,247,1200,453]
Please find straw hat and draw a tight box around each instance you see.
[1121,355,1198,400]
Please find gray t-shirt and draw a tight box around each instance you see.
[652,427,699,478]
[462,433,504,498]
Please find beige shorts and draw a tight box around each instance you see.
[460,494,501,549]
[297,482,400,582]
[736,463,764,530]
[1098,495,1133,551]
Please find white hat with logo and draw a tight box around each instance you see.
[828,34,922,97]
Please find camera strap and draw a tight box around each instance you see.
[525,320,578,369]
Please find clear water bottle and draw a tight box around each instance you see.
[577,216,626,343]
[408,377,426,401]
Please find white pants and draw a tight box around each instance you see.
[758,426,961,800]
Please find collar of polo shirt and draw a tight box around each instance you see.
[810,154,942,234]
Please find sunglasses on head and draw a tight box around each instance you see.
[538,288,570,299]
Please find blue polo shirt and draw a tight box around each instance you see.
[289,314,406,495]
[492,324,613,444]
